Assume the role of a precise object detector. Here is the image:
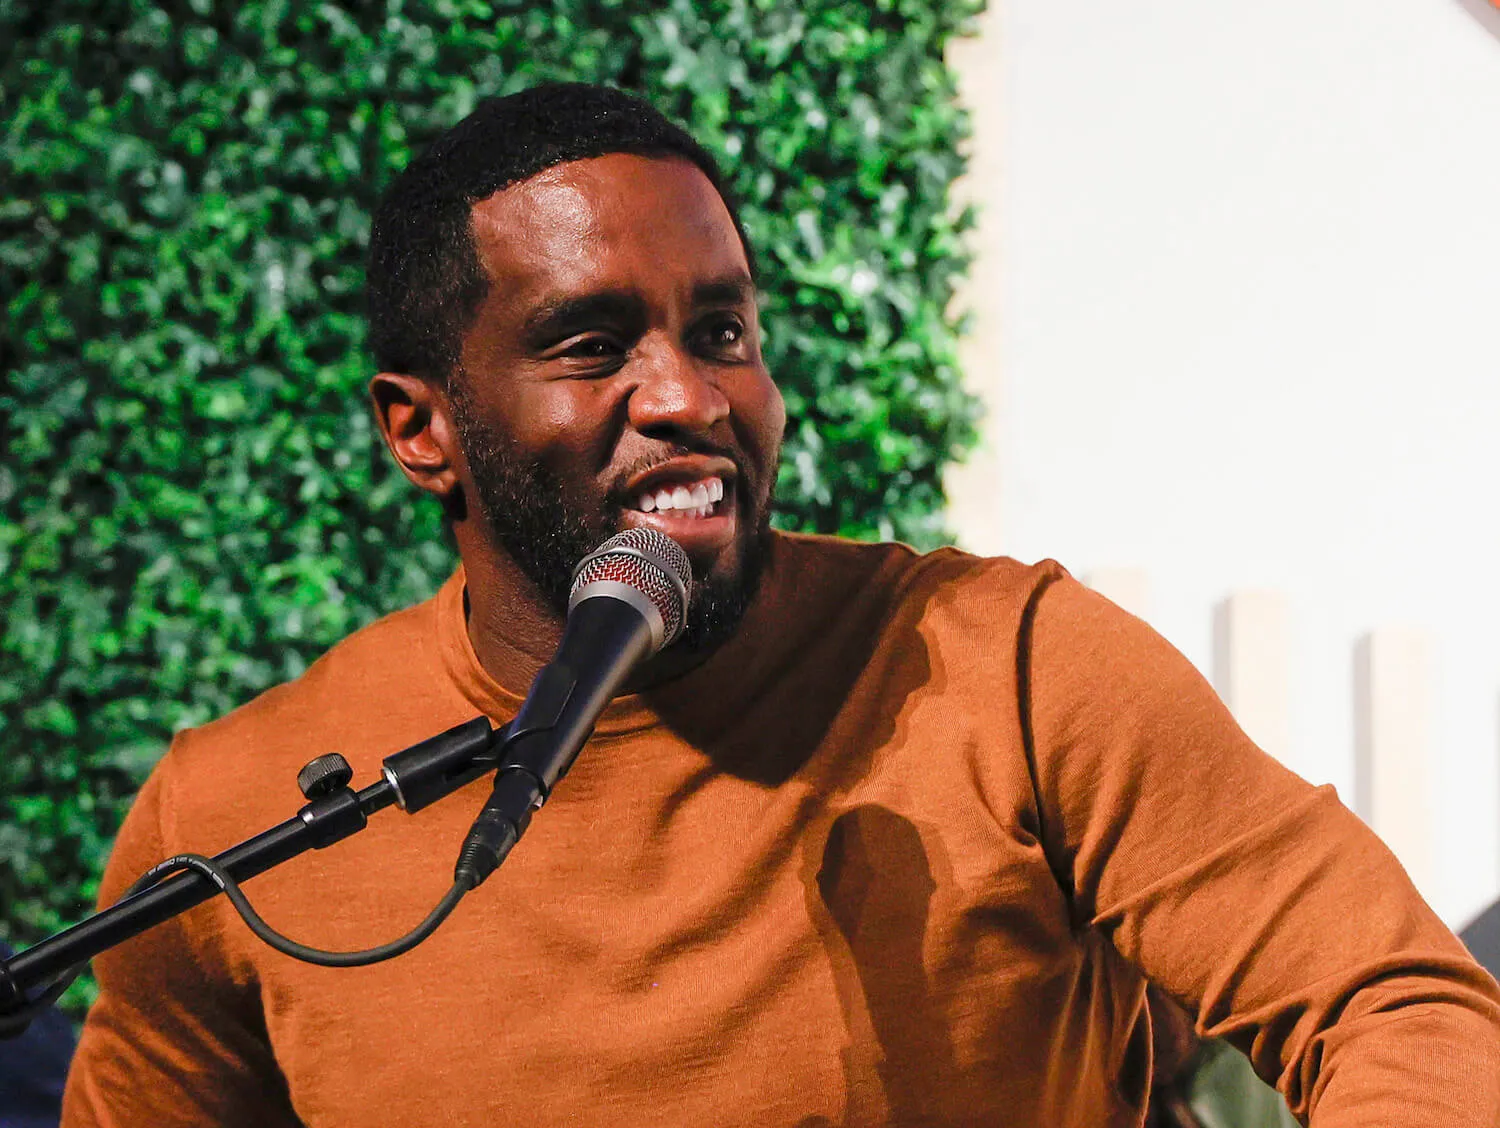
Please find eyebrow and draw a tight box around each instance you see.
[691,273,756,307]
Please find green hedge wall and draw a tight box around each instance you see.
[0,0,981,1006]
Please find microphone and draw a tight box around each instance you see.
[454,527,693,887]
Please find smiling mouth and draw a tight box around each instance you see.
[629,475,727,520]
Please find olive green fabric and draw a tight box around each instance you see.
[1189,1042,1302,1128]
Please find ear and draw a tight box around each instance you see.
[368,371,464,504]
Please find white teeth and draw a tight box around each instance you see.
[633,476,727,515]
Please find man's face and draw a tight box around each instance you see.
[450,153,785,649]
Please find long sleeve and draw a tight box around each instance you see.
[61,738,302,1128]
[1022,571,1500,1126]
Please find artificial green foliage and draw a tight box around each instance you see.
[0,0,981,1006]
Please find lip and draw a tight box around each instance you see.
[622,454,739,499]
[617,455,742,560]
[619,504,738,558]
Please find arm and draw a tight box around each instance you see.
[62,742,302,1128]
[1021,572,1500,1126]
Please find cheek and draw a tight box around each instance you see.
[513,384,621,469]
[741,371,786,468]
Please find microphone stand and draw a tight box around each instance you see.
[0,714,508,1038]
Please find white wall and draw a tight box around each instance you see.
[951,0,1500,926]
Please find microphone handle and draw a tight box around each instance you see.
[455,595,655,886]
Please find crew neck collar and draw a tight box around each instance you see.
[434,565,663,736]
[434,536,804,739]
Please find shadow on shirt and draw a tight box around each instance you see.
[813,805,959,1126]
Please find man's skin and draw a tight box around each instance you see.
[369,153,786,690]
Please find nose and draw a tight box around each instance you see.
[626,337,730,438]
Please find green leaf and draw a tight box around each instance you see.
[0,0,984,1016]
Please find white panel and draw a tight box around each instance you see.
[1354,629,1436,900]
[1213,591,1292,769]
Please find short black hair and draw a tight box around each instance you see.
[367,82,753,383]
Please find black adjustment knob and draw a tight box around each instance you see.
[297,753,354,801]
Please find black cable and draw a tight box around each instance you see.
[124,854,474,968]
[2,837,475,1035]
[4,855,470,1037]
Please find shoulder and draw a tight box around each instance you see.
[767,529,1074,638]
[192,580,449,742]
[144,574,467,848]
[768,527,1064,588]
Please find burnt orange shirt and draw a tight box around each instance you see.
[63,533,1500,1126]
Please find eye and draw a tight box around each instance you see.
[548,335,630,377]
[562,336,624,359]
[695,315,747,354]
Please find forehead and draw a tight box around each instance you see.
[468,154,749,306]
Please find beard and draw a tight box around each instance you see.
[450,387,772,655]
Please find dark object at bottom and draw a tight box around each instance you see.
[1147,985,1207,1128]
[0,943,76,1128]
[1460,899,1500,980]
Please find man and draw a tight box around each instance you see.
[62,83,1500,1126]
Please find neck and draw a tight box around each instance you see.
[458,542,564,695]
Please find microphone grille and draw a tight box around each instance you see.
[570,528,693,648]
